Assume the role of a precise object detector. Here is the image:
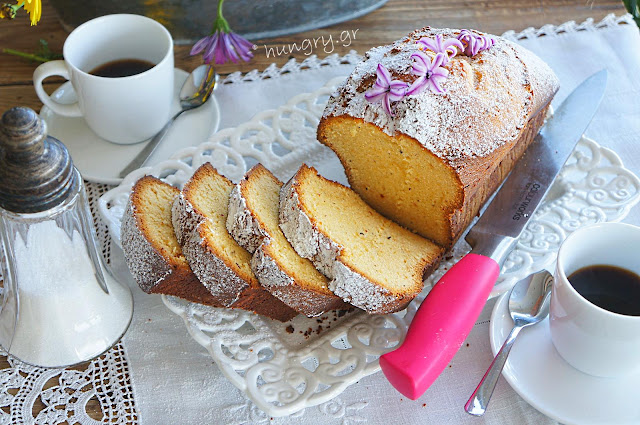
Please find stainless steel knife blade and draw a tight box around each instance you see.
[467,69,608,261]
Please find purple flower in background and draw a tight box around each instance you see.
[406,51,449,95]
[365,64,409,116]
[457,29,495,57]
[416,34,463,63]
[190,0,254,65]
[191,30,254,64]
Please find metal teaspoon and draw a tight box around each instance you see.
[118,64,218,178]
[465,269,553,416]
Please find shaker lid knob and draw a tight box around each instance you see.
[0,107,78,213]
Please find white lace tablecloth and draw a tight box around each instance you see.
[1,13,639,425]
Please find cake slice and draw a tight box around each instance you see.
[317,27,559,248]
[279,165,444,314]
[120,175,223,307]
[227,164,351,317]
[172,162,297,321]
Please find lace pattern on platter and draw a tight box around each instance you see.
[153,133,640,420]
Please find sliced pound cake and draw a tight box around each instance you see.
[227,164,351,317]
[279,165,444,314]
[120,176,223,307]
[317,27,559,248]
[172,163,297,321]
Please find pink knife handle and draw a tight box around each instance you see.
[379,253,500,400]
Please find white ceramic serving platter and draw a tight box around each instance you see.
[99,76,640,416]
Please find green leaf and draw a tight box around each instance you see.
[35,39,63,60]
[2,39,62,63]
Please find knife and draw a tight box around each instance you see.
[379,69,608,400]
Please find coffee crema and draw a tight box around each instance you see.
[90,59,155,78]
[568,265,640,316]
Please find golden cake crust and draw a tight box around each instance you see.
[318,27,559,247]
[321,27,557,162]
[227,164,350,317]
[172,163,297,322]
[120,176,224,307]
[279,165,443,314]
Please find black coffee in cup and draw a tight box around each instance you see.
[568,265,640,316]
[90,59,155,78]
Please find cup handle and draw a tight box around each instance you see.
[33,60,82,117]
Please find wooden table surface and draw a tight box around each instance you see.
[0,0,625,114]
[0,0,627,421]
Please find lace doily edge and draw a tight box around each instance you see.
[220,50,362,85]
[501,12,635,41]
[218,13,634,86]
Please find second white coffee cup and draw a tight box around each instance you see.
[551,222,640,378]
[33,14,174,144]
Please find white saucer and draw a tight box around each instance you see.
[40,68,220,185]
[490,291,640,425]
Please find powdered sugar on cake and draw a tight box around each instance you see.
[279,173,418,314]
[228,171,348,317]
[226,184,267,254]
[251,245,326,317]
[172,191,250,307]
[279,177,342,280]
[331,262,407,314]
[251,245,295,295]
[180,228,246,306]
[171,193,202,246]
[121,199,172,292]
[323,27,559,162]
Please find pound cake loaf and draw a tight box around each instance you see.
[120,176,223,307]
[172,163,297,322]
[317,27,559,248]
[280,165,443,314]
[227,164,351,317]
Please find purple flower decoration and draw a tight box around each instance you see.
[457,29,495,57]
[365,64,409,117]
[406,51,449,95]
[191,30,254,65]
[416,35,464,63]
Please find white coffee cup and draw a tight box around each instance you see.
[33,14,174,144]
[550,222,640,378]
